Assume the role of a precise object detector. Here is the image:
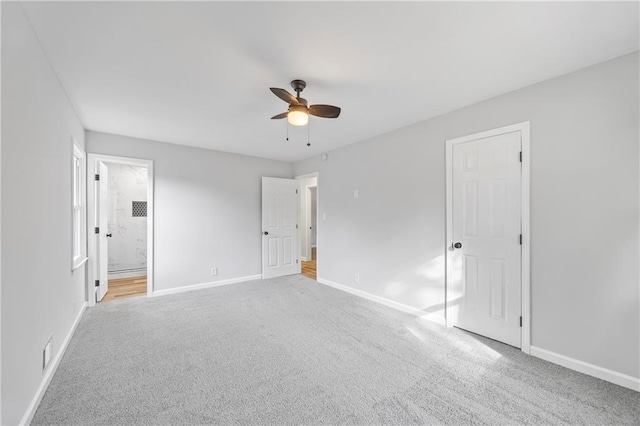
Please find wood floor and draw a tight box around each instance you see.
[104,251,313,300]
[103,276,147,302]
[301,247,317,280]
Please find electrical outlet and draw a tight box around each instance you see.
[43,337,53,371]
[211,267,218,276]
[354,274,360,284]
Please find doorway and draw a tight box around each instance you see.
[445,122,530,353]
[297,173,318,280]
[87,154,154,306]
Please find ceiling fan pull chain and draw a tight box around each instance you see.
[307,119,311,147]
[286,121,289,141]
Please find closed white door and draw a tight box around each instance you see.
[262,177,299,279]
[96,161,109,301]
[449,131,522,347]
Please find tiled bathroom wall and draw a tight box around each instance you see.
[106,162,148,276]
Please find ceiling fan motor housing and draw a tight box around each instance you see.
[291,79,307,93]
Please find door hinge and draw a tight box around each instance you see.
[520,316,523,327]
[95,174,100,181]
[296,259,299,264]
[296,224,298,229]
[519,151,522,162]
[519,234,522,245]
[94,280,100,287]
[95,227,100,234]
[296,189,298,194]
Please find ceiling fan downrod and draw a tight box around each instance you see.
[291,79,307,99]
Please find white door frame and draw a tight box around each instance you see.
[86,154,154,306]
[300,186,311,261]
[300,185,318,261]
[307,185,317,253]
[295,172,319,276]
[445,122,531,354]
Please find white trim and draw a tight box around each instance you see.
[108,269,147,280]
[530,346,640,392]
[294,171,319,180]
[87,154,154,307]
[520,122,531,354]
[445,121,531,353]
[71,141,87,272]
[72,256,88,270]
[317,278,446,326]
[295,172,320,278]
[151,274,262,297]
[19,302,87,426]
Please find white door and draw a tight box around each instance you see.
[449,131,522,347]
[95,161,109,301]
[262,177,299,279]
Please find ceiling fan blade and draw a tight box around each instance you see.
[270,88,299,105]
[271,112,289,119]
[309,104,341,118]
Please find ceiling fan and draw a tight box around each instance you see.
[270,80,341,126]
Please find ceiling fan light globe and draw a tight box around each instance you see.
[288,108,309,126]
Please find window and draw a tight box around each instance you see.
[72,143,87,270]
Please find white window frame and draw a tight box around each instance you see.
[72,142,88,270]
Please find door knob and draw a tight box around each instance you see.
[263,231,269,235]
[106,233,113,238]
[453,242,462,249]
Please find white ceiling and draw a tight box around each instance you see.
[21,1,639,162]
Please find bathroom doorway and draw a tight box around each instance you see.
[87,154,153,304]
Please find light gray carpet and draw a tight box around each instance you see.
[32,275,638,425]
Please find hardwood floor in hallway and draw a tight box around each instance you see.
[301,247,316,280]
[103,276,147,302]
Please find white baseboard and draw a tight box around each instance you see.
[317,278,446,326]
[108,269,146,280]
[152,274,262,297]
[20,302,87,426]
[530,346,640,392]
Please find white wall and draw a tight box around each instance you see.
[86,131,293,292]
[1,3,87,424]
[294,53,639,379]
[106,162,148,275]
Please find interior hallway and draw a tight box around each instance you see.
[301,247,316,280]
[103,276,147,302]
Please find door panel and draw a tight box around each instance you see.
[450,131,522,347]
[96,161,109,302]
[262,177,298,279]
[490,258,506,319]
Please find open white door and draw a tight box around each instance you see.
[262,177,298,279]
[95,161,109,301]
[305,187,312,260]
[448,130,522,347]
